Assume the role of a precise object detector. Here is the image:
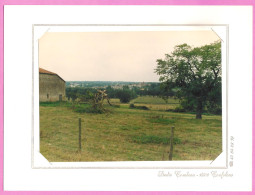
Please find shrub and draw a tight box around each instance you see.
[129,103,135,108]
[115,89,137,103]
[86,106,106,114]
[116,90,132,103]
[72,103,108,114]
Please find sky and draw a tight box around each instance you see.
[39,31,219,82]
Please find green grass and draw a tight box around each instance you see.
[40,101,72,107]
[131,96,179,105]
[129,96,179,111]
[132,135,181,145]
[40,97,222,161]
[147,116,176,125]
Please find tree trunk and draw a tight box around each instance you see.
[196,99,203,119]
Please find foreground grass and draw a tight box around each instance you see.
[40,98,222,162]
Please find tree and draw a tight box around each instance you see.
[155,41,221,119]
[91,89,112,112]
[115,90,131,103]
[115,89,137,103]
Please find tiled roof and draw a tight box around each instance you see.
[39,68,57,75]
[39,67,65,82]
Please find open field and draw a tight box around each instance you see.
[40,97,222,162]
[131,96,179,104]
[130,96,180,111]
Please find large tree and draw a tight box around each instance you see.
[155,41,221,119]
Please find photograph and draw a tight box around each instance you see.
[39,31,222,162]
[2,2,253,192]
[38,30,222,162]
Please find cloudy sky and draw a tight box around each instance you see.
[39,31,219,82]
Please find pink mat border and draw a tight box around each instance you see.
[0,0,254,194]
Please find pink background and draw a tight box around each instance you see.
[0,0,254,194]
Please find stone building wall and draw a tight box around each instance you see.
[39,73,66,102]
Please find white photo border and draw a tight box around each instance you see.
[4,5,252,191]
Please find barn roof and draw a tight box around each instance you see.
[39,68,65,82]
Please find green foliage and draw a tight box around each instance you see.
[85,106,107,114]
[78,90,95,103]
[66,81,177,101]
[66,87,97,102]
[40,101,72,107]
[155,41,222,119]
[132,135,181,145]
[115,89,137,103]
[73,90,112,114]
[129,103,135,108]
[116,90,131,103]
[180,99,196,112]
[206,102,222,115]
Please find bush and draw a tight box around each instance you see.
[73,105,107,114]
[115,89,137,103]
[129,103,135,108]
[116,90,132,103]
[86,106,106,114]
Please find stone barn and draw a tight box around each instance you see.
[39,68,66,102]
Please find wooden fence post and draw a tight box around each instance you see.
[169,126,174,160]
[79,118,81,151]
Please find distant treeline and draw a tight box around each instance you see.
[66,83,175,103]
[66,81,156,88]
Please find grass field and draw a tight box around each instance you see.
[40,96,222,162]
